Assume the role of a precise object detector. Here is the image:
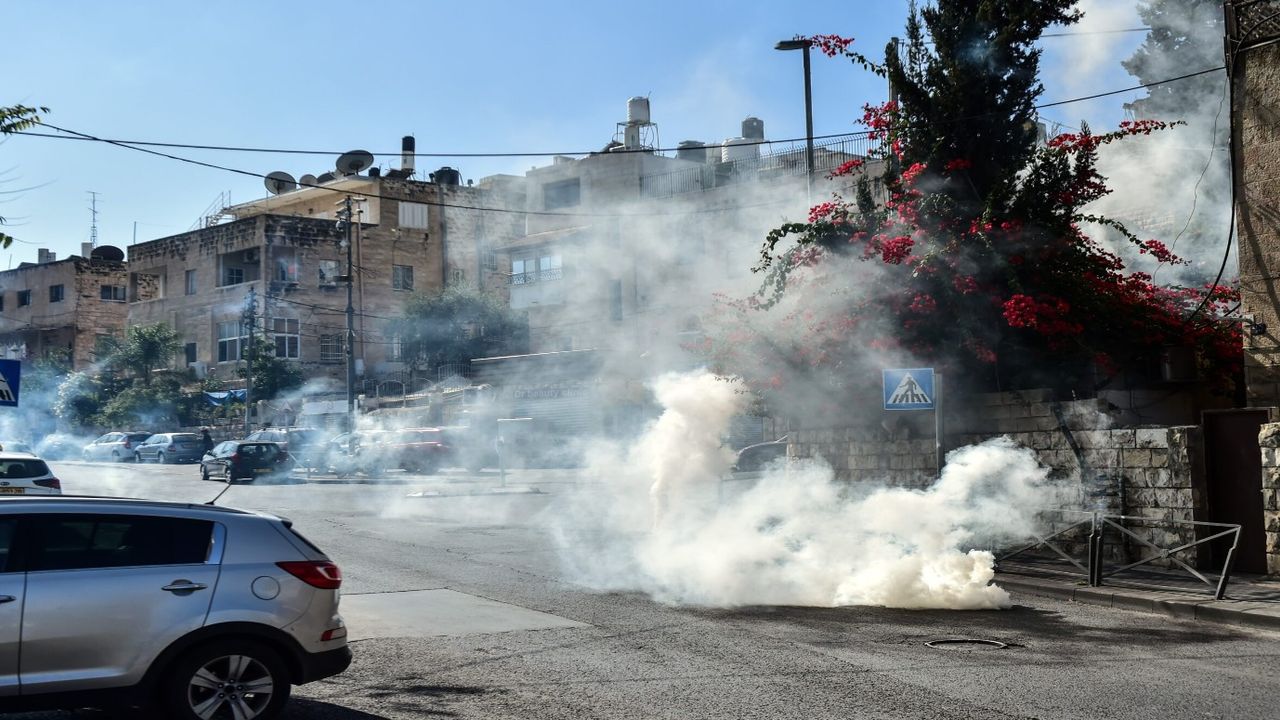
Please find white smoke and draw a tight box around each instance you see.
[553,370,1056,610]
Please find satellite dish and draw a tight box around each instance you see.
[316,172,337,184]
[336,150,375,175]
[299,173,318,188]
[264,171,297,195]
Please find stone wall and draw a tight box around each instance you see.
[786,389,1207,567]
[1257,423,1280,574]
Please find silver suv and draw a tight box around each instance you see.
[0,496,351,718]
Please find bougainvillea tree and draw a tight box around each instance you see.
[700,0,1240,416]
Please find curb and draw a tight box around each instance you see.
[996,575,1280,631]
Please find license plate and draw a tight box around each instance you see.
[254,468,271,474]
[0,487,24,494]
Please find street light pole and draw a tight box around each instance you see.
[776,38,816,201]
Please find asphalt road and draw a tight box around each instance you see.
[14,460,1280,719]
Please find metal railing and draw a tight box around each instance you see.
[639,134,882,199]
[508,268,563,285]
[998,510,1243,600]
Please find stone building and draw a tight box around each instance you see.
[126,149,525,395]
[1230,0,1280,573]
[0,246,129,370]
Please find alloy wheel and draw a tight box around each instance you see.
[186,653,275,719]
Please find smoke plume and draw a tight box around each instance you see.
[554,371,1054,610]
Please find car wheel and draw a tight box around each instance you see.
[200,467,209,482]
[159,452,169,464]
[163,638,291,720]
[112,450,123,462]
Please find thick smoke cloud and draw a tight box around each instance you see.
[552,371,1056,610]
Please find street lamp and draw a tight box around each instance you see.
[776,38,815,200]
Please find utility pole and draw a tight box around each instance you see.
[87,191,100,248]
[242,286,257,434]
[337,196,357,433]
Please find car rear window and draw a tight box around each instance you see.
[25,515,215,571]
[128,434,151,442]
[0,459,50,479]
[237,443,279,457]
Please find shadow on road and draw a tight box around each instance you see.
[282,698,400,718]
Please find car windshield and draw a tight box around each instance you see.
[0,459,50,478]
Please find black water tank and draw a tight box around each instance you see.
[91,245,125,262]
[368,167,381,178]
[435,166,461,186]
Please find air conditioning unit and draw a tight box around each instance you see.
[189,361,209,379]
[242,248,260,263]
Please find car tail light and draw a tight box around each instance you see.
[34,477,60,490]
[277,560,342,589]
[231,453,241,463]
[123,439,132,449]
[320,626,347,642]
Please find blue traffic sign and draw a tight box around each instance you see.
[883,368,934,410]
[0,359,19,407]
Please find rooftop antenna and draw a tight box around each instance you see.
[87,190,100,248]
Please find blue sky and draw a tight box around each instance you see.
[3,0,1151,265]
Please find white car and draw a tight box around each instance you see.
[0,453,61,495]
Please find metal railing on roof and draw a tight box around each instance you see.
[639,134,881,199]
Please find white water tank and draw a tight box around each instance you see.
[721,137,759,163]
[627,96,651,124]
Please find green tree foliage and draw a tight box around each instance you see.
[392,287,527,380]
[238,335,303,401]
[1122,0,1224,119]
[93,374,183,429]
[883,0,1080,214]
[0,104,49,249]
[104,323,180,386]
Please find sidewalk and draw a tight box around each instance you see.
[996,559,1280,630]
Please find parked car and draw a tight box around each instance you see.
[363,428,450,474]
[82,432,152,462]
[245,428,323,469]
[0,495,351,716]
[34,433,84,460]
[437,426,497,473]
[134,432,205,464]
[0,453,61,495]
[201,440,294,482]
[0,440,34,454]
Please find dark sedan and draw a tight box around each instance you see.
[199,440,293,482]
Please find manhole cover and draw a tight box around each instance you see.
[924,638,1009,649]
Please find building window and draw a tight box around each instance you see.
[17,290,31,308]
[272,318,299,359]
[320,334,345,363]
[388,334,403,362]
[223,267,244,287]
[450,268,465,285]
[274,253,299,283]
[392,264,414,291]
[483,246,498,272]
[511,258,533,285]
[398,201,430,229]
[539,254,563,281]
[318,260,339,287]
[184,342,197,365]
[49,285,65,303]
[544,178,581,210]
[185,269,197,296]
[100,285,126,302]
[216,321,245,363]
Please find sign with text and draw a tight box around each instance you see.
[0,359,20,407]
[882,368,934,410]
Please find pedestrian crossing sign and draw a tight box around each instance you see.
[883,368,934,410]
[0,359,19,407]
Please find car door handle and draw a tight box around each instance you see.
[0,595,14,604]
[162,581,208,593]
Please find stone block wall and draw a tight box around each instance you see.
[1257,423,1280,574]
[787,427,937,487]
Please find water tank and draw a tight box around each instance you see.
[91,245,125,262]
[742,117,765,140]
[368,167,381,178]
[435,166,461,186]
[627,96,651,124]
[721,138,759,163]
[677,141,707,163]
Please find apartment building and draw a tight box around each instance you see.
[0,246,129,370]
[475,98,875,439]
[126,143,525,394]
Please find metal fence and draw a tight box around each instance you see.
[998,510,1243,599]
[639,134,881,199]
